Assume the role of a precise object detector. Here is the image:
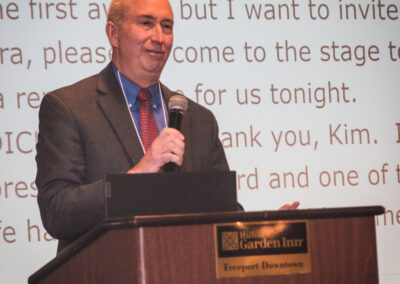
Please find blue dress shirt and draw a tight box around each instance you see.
[112,64,169,137]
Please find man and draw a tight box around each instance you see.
[36,0,298,253]
[36,0,230,253]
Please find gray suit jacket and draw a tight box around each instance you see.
[35,63,229,253]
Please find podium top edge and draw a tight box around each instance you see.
[125,205,385,227]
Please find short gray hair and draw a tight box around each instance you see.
[107,0,130,26]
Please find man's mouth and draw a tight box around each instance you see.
[146,49,164,57]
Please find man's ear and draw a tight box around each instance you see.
[106,21,119,48]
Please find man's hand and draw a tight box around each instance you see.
[127,128,185,174]
[279,201,300,210]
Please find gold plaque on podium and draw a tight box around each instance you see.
[214,220,311,278]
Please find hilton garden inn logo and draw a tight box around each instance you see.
[221,232,239,251]
[216,221,308,258]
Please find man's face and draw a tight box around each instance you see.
[114,0,174,84]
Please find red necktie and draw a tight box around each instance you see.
[137,88,158,152]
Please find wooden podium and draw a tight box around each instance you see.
[29,206,383,284]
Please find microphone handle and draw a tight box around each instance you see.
[163,161,177,172]
[163,109,184,172]
[168,109,184,130]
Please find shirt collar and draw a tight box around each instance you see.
[111,63,159,108]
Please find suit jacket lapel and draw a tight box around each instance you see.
[96,64,144,166]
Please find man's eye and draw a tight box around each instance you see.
[141,21,153,27]
[162,23,173,34]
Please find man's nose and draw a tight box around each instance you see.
[150,25,164,43]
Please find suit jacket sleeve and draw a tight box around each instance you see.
[36,93,105,242]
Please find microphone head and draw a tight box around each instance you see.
[168,95,188,113]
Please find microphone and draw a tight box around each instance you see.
[163,95,188,172]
